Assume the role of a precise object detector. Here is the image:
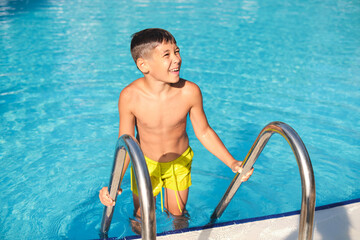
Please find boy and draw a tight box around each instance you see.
[99,28,253,218]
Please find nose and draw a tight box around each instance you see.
[173,53,181,64]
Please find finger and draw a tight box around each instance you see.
[232,165,241,173]
[241,175,249,182]
[99,195,110,206]
[118,188,123,195]
[246,167,254,176]
[99,187,115,206]
[99,188,107,201]
[109,199,115,206]
[99,187,109,197]
[106,192,115,206]
[242,167,254,175]
[106,193,114,203]
[103,197,115,207]
[241,168,254,181]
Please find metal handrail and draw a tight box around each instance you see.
[210,121,316,240]
[100,135,156,240]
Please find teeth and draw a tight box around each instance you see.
[171,68,179,72]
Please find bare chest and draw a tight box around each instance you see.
[133,97,189,130]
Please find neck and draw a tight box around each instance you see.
[142,76,172,96]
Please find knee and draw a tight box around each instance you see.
[166,203,185,216]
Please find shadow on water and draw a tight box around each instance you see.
[0,0,49,18]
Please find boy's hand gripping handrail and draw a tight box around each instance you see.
[100,135,156,240]
[210,121,316,240]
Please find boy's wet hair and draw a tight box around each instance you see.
[130,28,176,62]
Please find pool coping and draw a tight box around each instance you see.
[115,198,360,240]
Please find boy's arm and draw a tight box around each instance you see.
[117,87,136,183]
[188,83,253,179]
[99,87,136,206]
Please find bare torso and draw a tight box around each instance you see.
[120,78,194,162]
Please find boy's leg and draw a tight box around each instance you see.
[164,188,189,216]
[130,193,141,235]
[132,193,157,217]
[131,193,158,234]
[132,193,141,217]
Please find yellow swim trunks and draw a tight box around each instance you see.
[131,146,193,212]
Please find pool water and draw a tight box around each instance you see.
[1,0,359,239]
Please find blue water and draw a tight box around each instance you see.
[1,0,359,239]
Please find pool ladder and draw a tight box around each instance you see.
[100,122,315,240]
[211,121,316,240]
[100,135,156,240]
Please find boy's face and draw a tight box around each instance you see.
[144,41,181,84]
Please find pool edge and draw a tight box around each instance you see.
[115,197,360,240]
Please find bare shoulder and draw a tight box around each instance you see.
[119,78,142,100]
[181,79,202,97]
[118,78,143,108]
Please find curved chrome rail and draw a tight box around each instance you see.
[100,135,156,240]
[210,121,316,240]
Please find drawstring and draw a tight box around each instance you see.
[159,166,164,212]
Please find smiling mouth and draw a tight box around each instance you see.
[170,68,180,72]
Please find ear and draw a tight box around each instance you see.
[136,57,150,74]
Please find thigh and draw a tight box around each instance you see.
[164,188,189,216]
